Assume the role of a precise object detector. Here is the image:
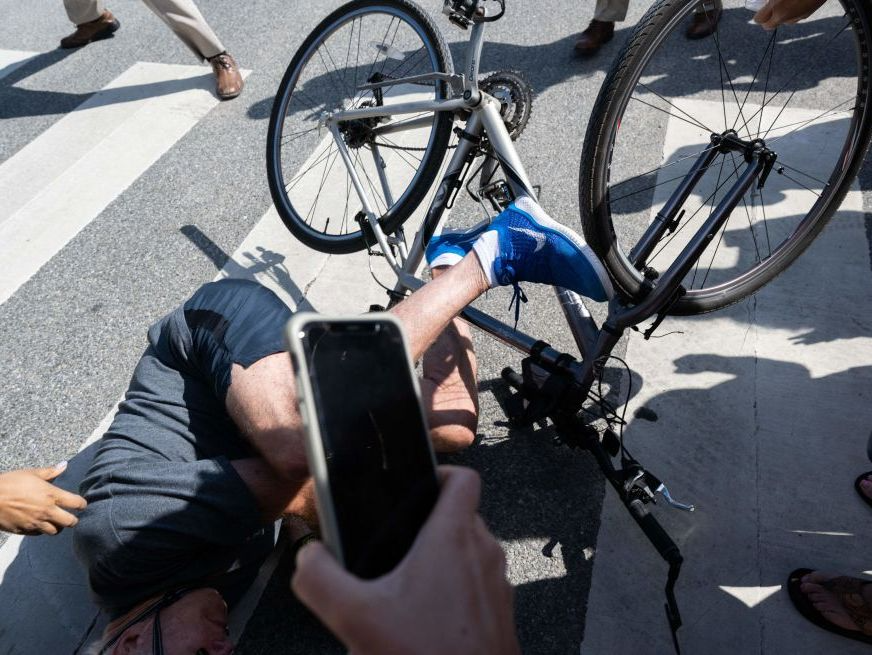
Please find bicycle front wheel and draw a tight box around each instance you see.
[580,0,872,315]
[267,0,454,254]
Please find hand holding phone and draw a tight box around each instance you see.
[286,314,439,579]
[292,466,521,655]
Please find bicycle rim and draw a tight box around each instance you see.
[269,1,452,253]
[583,0,872,314]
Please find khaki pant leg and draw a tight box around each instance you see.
[592,0,630,22]
[63,0,105,25]
[140,0,226,61]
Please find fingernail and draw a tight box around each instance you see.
[55,460,68,470]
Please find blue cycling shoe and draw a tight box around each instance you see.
[425,219,490,268]
[426,196,613,303]
[473,195,613,302]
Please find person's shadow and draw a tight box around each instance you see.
[0,47,222,122]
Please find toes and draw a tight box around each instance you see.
[801,570,840,585]
[811,604,859,632]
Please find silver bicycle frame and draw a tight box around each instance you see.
[308,6,777,636]
[323,20,602,362]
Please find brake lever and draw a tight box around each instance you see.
[632,469,695,512]
[656,483,695,512]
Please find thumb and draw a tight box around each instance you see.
[33,461,68,481]
[292,541,368,634]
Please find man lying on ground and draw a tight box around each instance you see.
[73,196,612,653]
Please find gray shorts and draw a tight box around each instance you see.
[74,279,293,617]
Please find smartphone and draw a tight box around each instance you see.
[286,313,439,579]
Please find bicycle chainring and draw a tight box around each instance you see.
[479,70,533,141]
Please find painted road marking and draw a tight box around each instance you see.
[0,49,38,80]
[0,81,444,651]
[0,61,251,307]
[581,99,872,654]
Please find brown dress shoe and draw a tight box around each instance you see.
[60,10,120,49]
[209,53,244,100]
[574,20,615,56]
[685,0,723,39]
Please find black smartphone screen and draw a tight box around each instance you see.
[301,320,438,579]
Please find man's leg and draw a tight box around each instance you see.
[140,0,225,59]
[225,257,489,523]
[575,0,628,55]
[60,0,120,49]
[420,267,479,452]
[63,0,104,25]
[140,0,243,98]
[592,0,630,23]
[227,254,488,473]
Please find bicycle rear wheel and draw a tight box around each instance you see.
[267,0,454,254]
[580,0,872,315]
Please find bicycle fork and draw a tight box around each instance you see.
[500,135,775,654]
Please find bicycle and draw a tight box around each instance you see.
[267,0,872,647]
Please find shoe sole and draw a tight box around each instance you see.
[217,89,242,101]
[60,19,120,49]
[574,32,614,56]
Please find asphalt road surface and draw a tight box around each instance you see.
[1,1,871,654]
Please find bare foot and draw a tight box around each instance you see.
[799,571,872,635]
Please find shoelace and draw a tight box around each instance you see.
[507,282,528,329]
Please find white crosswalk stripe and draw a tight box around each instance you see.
[0,49,38,80]
[0,59,402,652]
[0,59,247,306]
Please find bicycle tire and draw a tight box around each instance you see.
[580,0,872,315]
[267,0,454,255]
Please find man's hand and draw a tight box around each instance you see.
[292,466,521,655]
[754,0,827,30]
[0,463,87,535]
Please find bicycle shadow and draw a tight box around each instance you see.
[179,224,315,312]
[583,349,872,653]
[1,48,231,121]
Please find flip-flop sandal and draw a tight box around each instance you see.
[855,471,872,509]
[787,568,872,645]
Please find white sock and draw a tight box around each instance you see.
[428,252,464,269]
[472,230,500,288]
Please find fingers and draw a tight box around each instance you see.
[433,465,481,521]
[292,541,368,634]
[53,488,87,511]
[47,506,80,529]
[32,461,67,482]
[753,6,773,25]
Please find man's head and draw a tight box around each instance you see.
[95,587,234,655]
